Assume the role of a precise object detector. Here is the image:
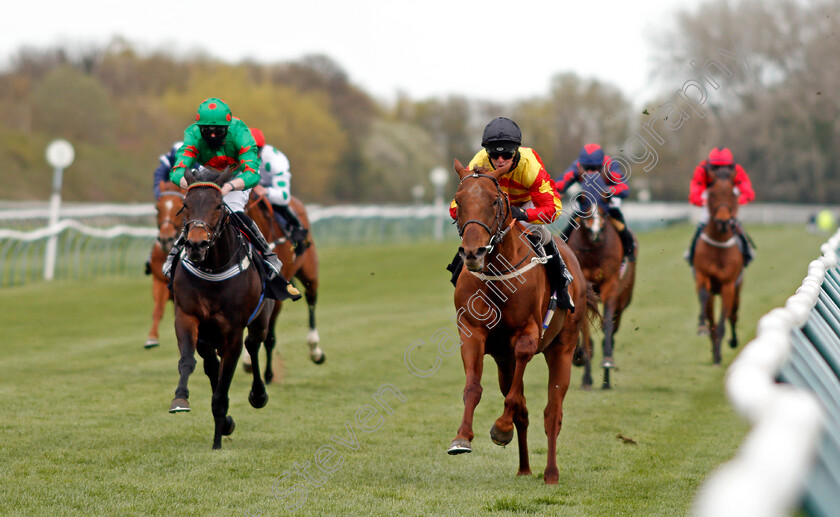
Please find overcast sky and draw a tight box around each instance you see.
[3,0,694,105]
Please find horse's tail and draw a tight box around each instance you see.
[580,281,602,360]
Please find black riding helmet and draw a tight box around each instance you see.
[481,117,522,153]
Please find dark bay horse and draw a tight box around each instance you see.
[692,166,743,365]
[566,179,636,389]
[448,160,598,484]
[244,193,324,383]
[145,181,185,349]
[169,166,274,449]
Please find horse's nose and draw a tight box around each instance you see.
[458,246,487,261]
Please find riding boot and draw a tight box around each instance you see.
[736,229,753,267]
[684,222,705,265]
[231,211,301,301]
[544,239,575,312]
[617,227,636,262]
[445,252,464,287]
[275,204,310,252]
[607,207,635,262]
[162,233,185,279]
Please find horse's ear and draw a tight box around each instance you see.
[184,168,196,185]
[216,166,234,186]
[488,163,512,180]
[454,159,470,179]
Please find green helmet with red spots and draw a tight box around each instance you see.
[195,97,232,126]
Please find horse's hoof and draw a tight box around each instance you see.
[169,398,190,413]
[144,339,159,349]
[697,325,710,336]
[490,424,514,446]
[517,468,532,476]
[249,390,269,409]
[572,348,587,367]
[447,438,472,455]
[242,362,253,374]
[310,349,326,365]
[222,415,235,436]
[581,383,592,391]
[729,339,738,349]
[264,371,274,385]
[600,357,616,369]
[601,384,612,390]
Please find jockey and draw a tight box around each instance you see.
[685,147,755,266]
[447,117,574,311]
[162,97,300,301]
[555,143,635,262]
[144,140,185,275]
[152,141,183,199]
[249,128,310,253]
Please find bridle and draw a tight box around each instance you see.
[456,172,512,255]
[181,182,229,249]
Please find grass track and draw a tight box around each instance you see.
[0,223,826,516]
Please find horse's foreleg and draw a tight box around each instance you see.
[696,281,711,336]
[729,283,742,349]
[262,306,279,384]
[297,262,324,365]
[245,314,269,409]
[543,330,574,484]
[715,283,736,364]
[171,313,199,413]
[601,302,617,390]
[211,337,241,449]
[146,279,168,348]
[448,329,487,455]
[197,340,219,393]
[492,327,538,477]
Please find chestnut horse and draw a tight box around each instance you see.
[566,179,636,389]
[169,166,274,449]
[145,181,185,349]
[448,160,598,484]
[244,193,324,383]
[692,166,743,365]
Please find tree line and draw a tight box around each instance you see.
[0,0,837,205]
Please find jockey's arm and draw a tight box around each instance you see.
[524,172,563,224]
[688,163,708,206]
[555,165,579,194]
[733,164,755,204]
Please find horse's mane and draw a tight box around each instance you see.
[193,165,229,183]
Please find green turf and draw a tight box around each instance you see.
[0,223,827,516]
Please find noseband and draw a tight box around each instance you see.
[456,173,512,254]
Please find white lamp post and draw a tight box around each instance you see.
[429,166,448,241]
[44,139,75,281]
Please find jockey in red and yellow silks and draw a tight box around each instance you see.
[449,146,562,224]
[445,117,573,311]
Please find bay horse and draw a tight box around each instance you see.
[145,181,185,349]
[692,166,743,365]
[566,177,636,389]
[244,193,324,383]
[448,160,599,484]
[169,165,274,449]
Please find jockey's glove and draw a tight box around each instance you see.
[510,205,529,221]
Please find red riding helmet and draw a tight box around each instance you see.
[250,128,265,148]
[708,147,734,166]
